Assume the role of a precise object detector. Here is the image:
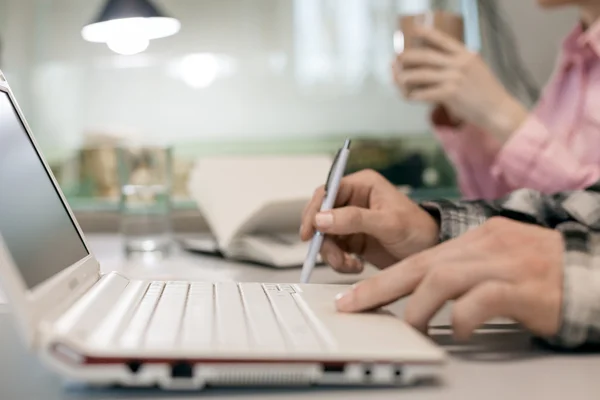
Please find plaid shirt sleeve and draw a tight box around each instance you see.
[422,182,600,348]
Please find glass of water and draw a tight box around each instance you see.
[117,145,173,256]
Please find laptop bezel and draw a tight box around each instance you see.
[0,72,100,347]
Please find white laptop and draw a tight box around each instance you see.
[0,70,445,390]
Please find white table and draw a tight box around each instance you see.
[1,234,600,399]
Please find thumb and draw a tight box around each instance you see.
[315,206,389,238]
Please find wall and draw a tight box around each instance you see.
[1,0,433,162]
[502,1,578,85]
[0,0,580,162]
[0,0,36,118]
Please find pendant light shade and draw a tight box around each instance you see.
[82,0,180,55]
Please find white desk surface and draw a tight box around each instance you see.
[1,234,600,400]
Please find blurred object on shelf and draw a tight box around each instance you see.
[430,146,458,188]
[345,139,401,172]
[78,132,123,199]
[173,158,194,199]
[52,135,458,207]
[346,137,456,190]
[72,131,192,201]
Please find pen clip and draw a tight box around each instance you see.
[325,148,342,193]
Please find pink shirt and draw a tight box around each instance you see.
[434,23,600,200]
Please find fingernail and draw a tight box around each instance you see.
[335,286,356,311]
[315,212,333,229]
[344,253,360,271]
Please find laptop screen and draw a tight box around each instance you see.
[0,91,89,289]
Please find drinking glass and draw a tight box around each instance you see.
[117,145,173,256]
[395,0,466,124]
[395,0,464,56]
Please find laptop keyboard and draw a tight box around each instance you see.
[117,282,333,352]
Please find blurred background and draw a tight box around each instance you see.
[0,0,578,225]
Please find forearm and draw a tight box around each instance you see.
[480,95,529,145]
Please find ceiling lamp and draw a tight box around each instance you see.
[82,0,180,56]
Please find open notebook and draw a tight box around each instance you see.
[184,155,333,268]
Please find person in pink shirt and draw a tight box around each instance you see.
[394,0,600,200]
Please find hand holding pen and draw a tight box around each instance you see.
[299,169,440,278]
[299,139,351,284]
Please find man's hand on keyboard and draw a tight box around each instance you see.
[300,170,440,273]
[335,219,563,341]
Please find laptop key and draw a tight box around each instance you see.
[190,282,213,293]
[181,287,214,349]
[264,289,322,352]
[239,284,286,351]
[215,283,249,351]
[277,284,296,293]
[119,283,165,349]
[144,282,189,348]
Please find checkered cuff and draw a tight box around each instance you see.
[545,223,600,348]
[421,200,489,242]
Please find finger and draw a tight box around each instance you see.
[334,169,387,208]
[402,227,517,331]
[413,27,464,54]
[408,85,452,103]
[315,207,390,238]
[347,235,398,270]
[300,185,325,241]
[401,49,451,69]
[320,237,363,274]
[401,69,455,89]
[451,281,517,341]
[392,58,406,92]
[320,237,347,271]
[335,256,429,313]
[392,54,402,78]
[338,233,399,271]
[302,170,387,241]
[335,226,490,312]
[404,257,513,333]
[342,253,364,274]
[393,65,410,98]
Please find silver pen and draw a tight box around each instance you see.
[300,139,351,284]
